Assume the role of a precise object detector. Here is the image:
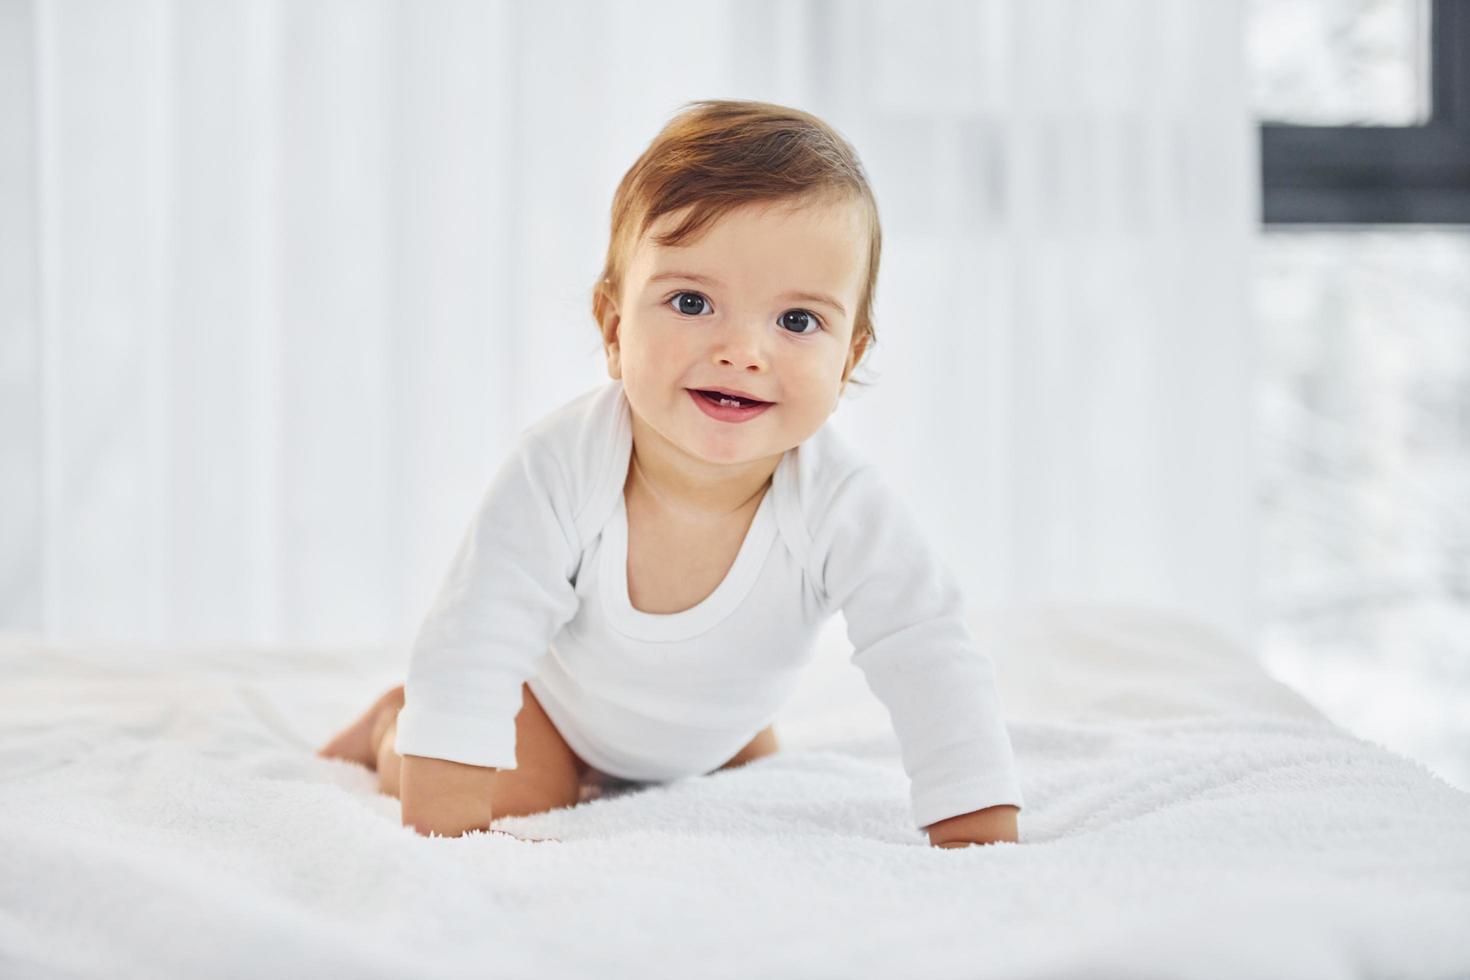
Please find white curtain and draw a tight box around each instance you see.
[0,0,1258,652]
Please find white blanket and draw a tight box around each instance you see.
[2,604,1467,979]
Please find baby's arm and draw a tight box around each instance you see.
[400,755,500,837]
[394,432,582,835]
[813,465,1026,840]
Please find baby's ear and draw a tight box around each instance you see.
[843,331,871,382]
[593,280,617,333]
[595,285,623,379]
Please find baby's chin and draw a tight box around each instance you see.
[678,416,833,468]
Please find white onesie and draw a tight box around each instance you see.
[393,379,1025,829]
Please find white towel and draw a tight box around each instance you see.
[0,605,1466,980]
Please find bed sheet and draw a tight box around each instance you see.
[1,603,1467,980]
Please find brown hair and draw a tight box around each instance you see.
[592,99,881,386]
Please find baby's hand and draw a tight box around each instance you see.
[925,804,1019,848]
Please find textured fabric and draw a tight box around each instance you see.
[394,379,1024,828]
[4,613,1469,979]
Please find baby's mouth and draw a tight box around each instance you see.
[688,389,772,408]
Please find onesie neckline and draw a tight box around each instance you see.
[598,385,787,642]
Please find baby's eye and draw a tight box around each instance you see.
[779,310,822,335]
[669,291,712,316]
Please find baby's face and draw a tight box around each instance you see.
[603,196,869,469]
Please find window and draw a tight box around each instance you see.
[1249,0,1470,791]
[1259,0,1470,223]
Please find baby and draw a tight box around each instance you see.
[318,99,1024,848]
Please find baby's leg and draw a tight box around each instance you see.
[715,724,779,771]
[317,684,406,768]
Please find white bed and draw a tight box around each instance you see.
[2,603,1467,979]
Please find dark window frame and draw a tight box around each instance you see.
[1262,0,1470,224]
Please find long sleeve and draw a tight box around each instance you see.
[393,433,582,770]
[813,465,1024,830]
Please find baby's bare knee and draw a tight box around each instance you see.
[717,724,779,771]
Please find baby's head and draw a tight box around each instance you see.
[593,99,881,467]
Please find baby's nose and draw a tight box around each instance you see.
[715,320,770,370]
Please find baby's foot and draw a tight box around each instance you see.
[316,684,406,769]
